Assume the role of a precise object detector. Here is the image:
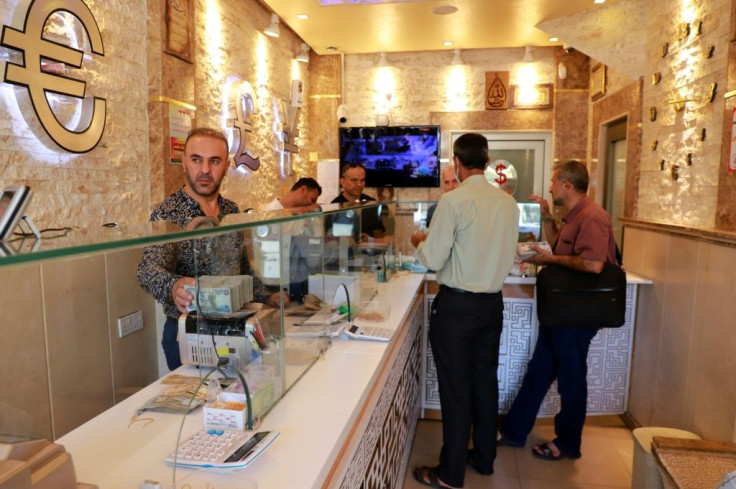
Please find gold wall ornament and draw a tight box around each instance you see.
[665,82,694,111]
[678,22,691,40]
[696,20,703,35]
[652,72,662,85]
[0,0,106,153]
[707,82,717,103]
[686,153,693,166]
[660,160,666,171]
[651,140,659,151]
[701,128,707,141]
[650,106,657,121]
[705,45,715,58]
[669,98,688,112]
[671,164,680,181]
[662,42,669,57]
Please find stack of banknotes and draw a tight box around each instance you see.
[184,275,254,314]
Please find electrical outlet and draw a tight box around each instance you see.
[117,310,143,338]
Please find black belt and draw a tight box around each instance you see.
[440,285,499,296]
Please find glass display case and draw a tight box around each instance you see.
[0,200,428,444]
[0,209,329,441]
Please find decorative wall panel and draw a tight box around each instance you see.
[337,296,423,489]
[422,284,638,416]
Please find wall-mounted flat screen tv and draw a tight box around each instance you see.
[338,125,440,188]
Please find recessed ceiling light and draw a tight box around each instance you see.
[443,41,454,47]
[549,36,559,42]
[326,46,338,52]
[297,13,309,20]
[433,5,458,15]
[593,0,606,3]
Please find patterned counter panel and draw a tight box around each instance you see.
[335,293,423,489]
[423,284,638,416]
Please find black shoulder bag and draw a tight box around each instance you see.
[535,261,627,328]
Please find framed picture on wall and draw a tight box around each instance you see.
[164,0,194,63]
[591,63,607,101]
[509,84,554,110]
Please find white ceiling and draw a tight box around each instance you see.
[261,0,623,55]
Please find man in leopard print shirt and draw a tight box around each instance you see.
[137,128,286,370]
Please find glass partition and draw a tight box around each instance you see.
[0,202,435,445]
[175,211,332,425]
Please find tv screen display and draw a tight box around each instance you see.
[339,125,440,188]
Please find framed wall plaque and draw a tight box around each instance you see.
[164,0,194,63]
[485,72,509,110]
[509,84,553,109]
[590,63,607,101]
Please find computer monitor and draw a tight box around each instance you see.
[331,222,354,237]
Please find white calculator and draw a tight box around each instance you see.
[164,429,279,469]
[343,323,393,342]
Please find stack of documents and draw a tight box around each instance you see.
[184,275,254,314]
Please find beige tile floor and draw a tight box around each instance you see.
[404,415,634,489]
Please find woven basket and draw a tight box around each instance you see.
[652,437,736,489]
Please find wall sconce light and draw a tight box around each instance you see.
[377,52,388,67]
[264,13,280,38]
[557,62,567,80]
[450,49,463,65]
[296,42,310,63]
[522,46,534,63]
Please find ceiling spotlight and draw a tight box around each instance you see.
[296,13,309,20]
[296,42,310,63]
[433,5,458,15]
[522,46,534,63]
[377,52,388,67]
[264,13,280,38]
[451,49,463,65]
[443,40,454,47]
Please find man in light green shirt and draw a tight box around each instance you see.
[411,133,519,489]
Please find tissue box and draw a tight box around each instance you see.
[203,392,248,430]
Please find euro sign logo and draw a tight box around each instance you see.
[1,0,106,153]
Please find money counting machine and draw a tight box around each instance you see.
[178,311,263,370]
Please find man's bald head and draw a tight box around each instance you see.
[442,165,459,193]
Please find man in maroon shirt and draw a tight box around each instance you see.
[497,160,617,461]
